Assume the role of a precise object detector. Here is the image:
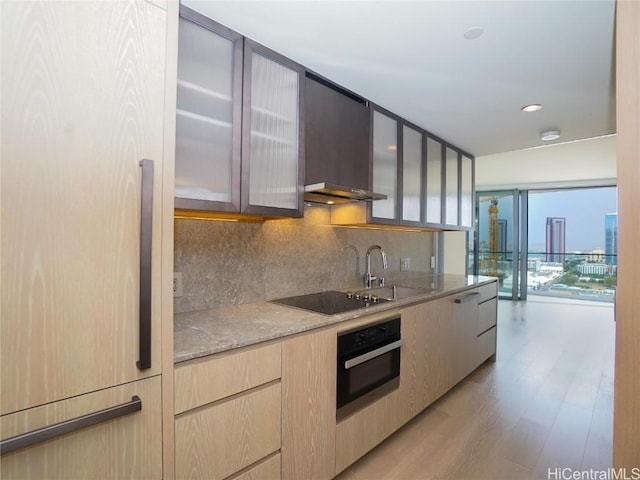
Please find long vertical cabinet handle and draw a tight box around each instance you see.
[138,159,153,370]
[0,396,142,455]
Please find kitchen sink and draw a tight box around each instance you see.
[360,285,433,300]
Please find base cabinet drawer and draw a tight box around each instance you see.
[174,342,281,414]
[234,453,281,480]
[0,376,162,480]
[335,390,399,475]
[477,326,497,363]
[477,282,498,303]
[175,382,281,480]
[478,298,497,334]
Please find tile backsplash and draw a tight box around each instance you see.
[174,205,434,314]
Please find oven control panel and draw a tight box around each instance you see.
[338,316,401,355]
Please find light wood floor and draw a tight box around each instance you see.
[336,296,615,480]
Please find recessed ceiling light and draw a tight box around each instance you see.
[540,130,561,141]
[387,145,397,151]
[464,27,484,40]
[521,104,542,112]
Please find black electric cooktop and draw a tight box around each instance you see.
[270,290,389,316]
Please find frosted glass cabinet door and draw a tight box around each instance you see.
[402,125,423,223]
[445,147,460,226]
[175,8,243,212]
[425,136,443,225]
[372,110,398,221]
[460,154,474,228]
[242,40,304,216]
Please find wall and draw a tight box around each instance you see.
[174,205,434,313]
[442,231,467,276]
[475,134,616,190]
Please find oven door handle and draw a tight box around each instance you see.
[344,339,405,370]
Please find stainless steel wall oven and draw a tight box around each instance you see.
[336,316,403,420]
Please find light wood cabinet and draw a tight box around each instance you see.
[174,341,281,414]
[398,284,495,432]
[477,296,498,364]
[174,342,282,480]
[450,284,498,382]
[477,281,499,303]
[478,326,498,364]
[1,0,169,475]
[451,290,480,382]
[614,0,640,466]
[397,305,426,425]
[335,390,400,475]
[478,297,498,334]
[234,454,281,480]
[169,282,497,479]
[423,296,458,402]
[334,283,497,475]
[281,328,336,480]
[175,383,281,480]
[398,295,458,428]
[1,377,162,479]
[1,0,166,416]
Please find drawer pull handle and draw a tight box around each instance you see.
[454,292,480,304]
[138,159,154,370]
[0,396,142,456]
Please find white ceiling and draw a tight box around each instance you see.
[182,0,616,157]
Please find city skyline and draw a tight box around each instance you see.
[528,187,617,252]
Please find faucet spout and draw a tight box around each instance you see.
[364,245,388,288]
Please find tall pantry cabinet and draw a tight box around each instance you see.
[0,1,176,478]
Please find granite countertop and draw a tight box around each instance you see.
[174,274,497,363]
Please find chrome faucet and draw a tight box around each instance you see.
[364,245,388,288]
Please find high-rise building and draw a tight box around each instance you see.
[497,219,508,260]
[546,217,566,263]
[605,212,618,265]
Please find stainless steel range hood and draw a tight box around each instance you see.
[304,183,387,205]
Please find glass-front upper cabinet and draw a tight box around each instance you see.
[444,146,460,226]
[401,124,423,224]
[175,8,243,212]
[174,7,304,218]
[371,109,398,222]
[425,136,443,225]
[241,40,304,217]
[460,154,474,228]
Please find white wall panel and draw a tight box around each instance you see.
[476,135,616,190]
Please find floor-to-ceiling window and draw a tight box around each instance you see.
[526,186,617,303]
[472,190,524,300]
[471,186,617,303]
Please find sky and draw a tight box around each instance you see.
[476,187,618,253]
[527,187,617,252]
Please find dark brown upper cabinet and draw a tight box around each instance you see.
[305,75,371,190]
